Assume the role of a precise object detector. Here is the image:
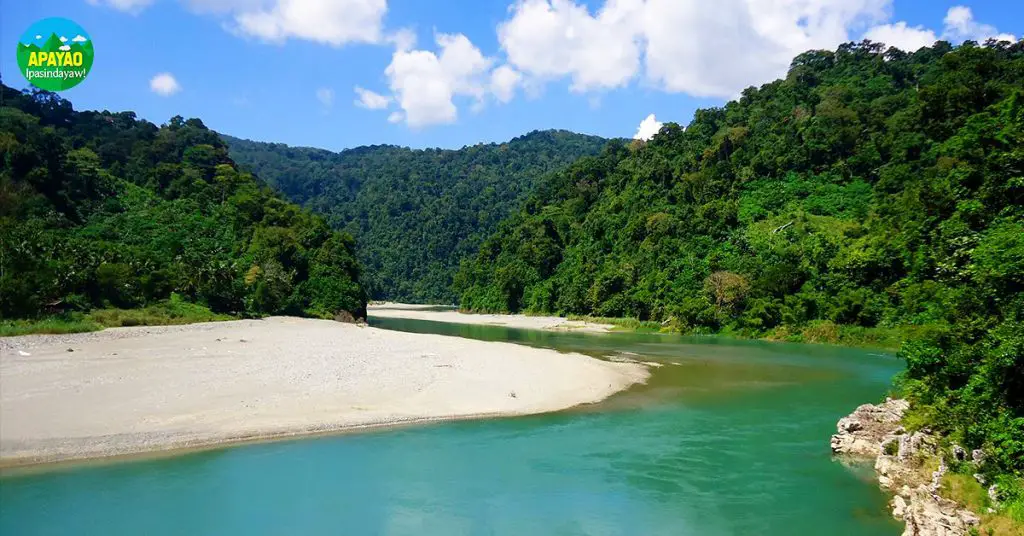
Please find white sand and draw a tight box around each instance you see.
[0,317,646,466]
[369,303,615,332]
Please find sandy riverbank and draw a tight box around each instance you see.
[0,317,646,466]
[369,303,615,332]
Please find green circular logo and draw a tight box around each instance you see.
[16,17,94,91]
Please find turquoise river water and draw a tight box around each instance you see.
[0,317,903,535]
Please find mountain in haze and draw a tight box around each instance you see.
[224,130,608,303]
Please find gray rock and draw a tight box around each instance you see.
[831,399,909,457]
[833,400,983,536]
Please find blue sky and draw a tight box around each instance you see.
[2,0,1021,151]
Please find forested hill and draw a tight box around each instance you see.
[458,40,1024,496]
[0,85,366,321]
[224,130,607,302]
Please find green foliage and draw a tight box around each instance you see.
[0,85,366,324]
[457,40,1024,493]
[0,294,233,335]
[224,130,607,303]
[0,316,101,336]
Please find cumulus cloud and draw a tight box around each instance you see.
[863,21,936,52]
[59,36,69,42]
[498,0,641,92]
[316,87,335,108]
[149,73,182,96]
[85,0,154,13]
[354,86,391,109]
[233,0,387,45]
[89,0,386,46]
[941,6,1016,43]
[864,5,1015,51]
[384,33,494,127]
[495,0,1014,99]
[35,35,42,40]
[634,113,663,141]
[59,45,71,51]
[863,5,1015,52]
[495,0,896,98]
[72,35,89,42]
[387,111,404,124]
[490,65,522,103]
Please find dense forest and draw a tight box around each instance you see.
[0,84,366,325]
[457,40,1023,503]
[224,130,607,303]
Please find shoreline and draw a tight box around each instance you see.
[0,411,525,473]
[369,304,907,351]
[1,317,647,469]
[830,400,985,536]
[368,303,616,333]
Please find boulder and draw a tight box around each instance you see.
[833,400,983,536]
[831,398,909,457]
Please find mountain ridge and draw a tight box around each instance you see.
[224,128,609,302]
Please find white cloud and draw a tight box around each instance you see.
[86,0,154,13]
[490,65,522,103]
[35,35,42,39]
[149,73,182,96]
[863,5,1015,51]
[387,28,417,51]
[941,6,1016,43]
[233,0,387,46]
[863,21,936,52]
[384,32,494,127]
[495,0,1016,99]
[633,113,663,141]
[59,45,71,51]
[387,111,404,123]
[72,35,89,42]
[496,0,895,98]
[89,0,386,46]
[354,86,391,109]
[498,0,642,92]
[59,36,68,42]
[316,87,335,108]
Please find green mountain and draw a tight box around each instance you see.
[458,40,1024,498]
[224,130,608,302]
[42,33,63,53]
[0,85,366,321]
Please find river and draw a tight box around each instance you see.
[0,316,902,535]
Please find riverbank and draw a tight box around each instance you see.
[0,317,647,467]
[831,400,1022,535]
[0,295,234,337]
[369,303,616,333]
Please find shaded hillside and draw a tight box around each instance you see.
[0,85,366,322]
[224,130,607,302]
[458,40,1024,503]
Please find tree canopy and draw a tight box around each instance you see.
[224,130,607,303]
[0,84,366,321]
[457,40,1024,486]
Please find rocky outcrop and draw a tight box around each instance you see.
[831,399,982,536]
[831,398,909,456]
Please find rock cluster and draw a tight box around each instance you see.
[831,399,982,536]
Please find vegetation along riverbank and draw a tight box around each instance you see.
[453,41,1024,526]
[2,38,1021,530]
